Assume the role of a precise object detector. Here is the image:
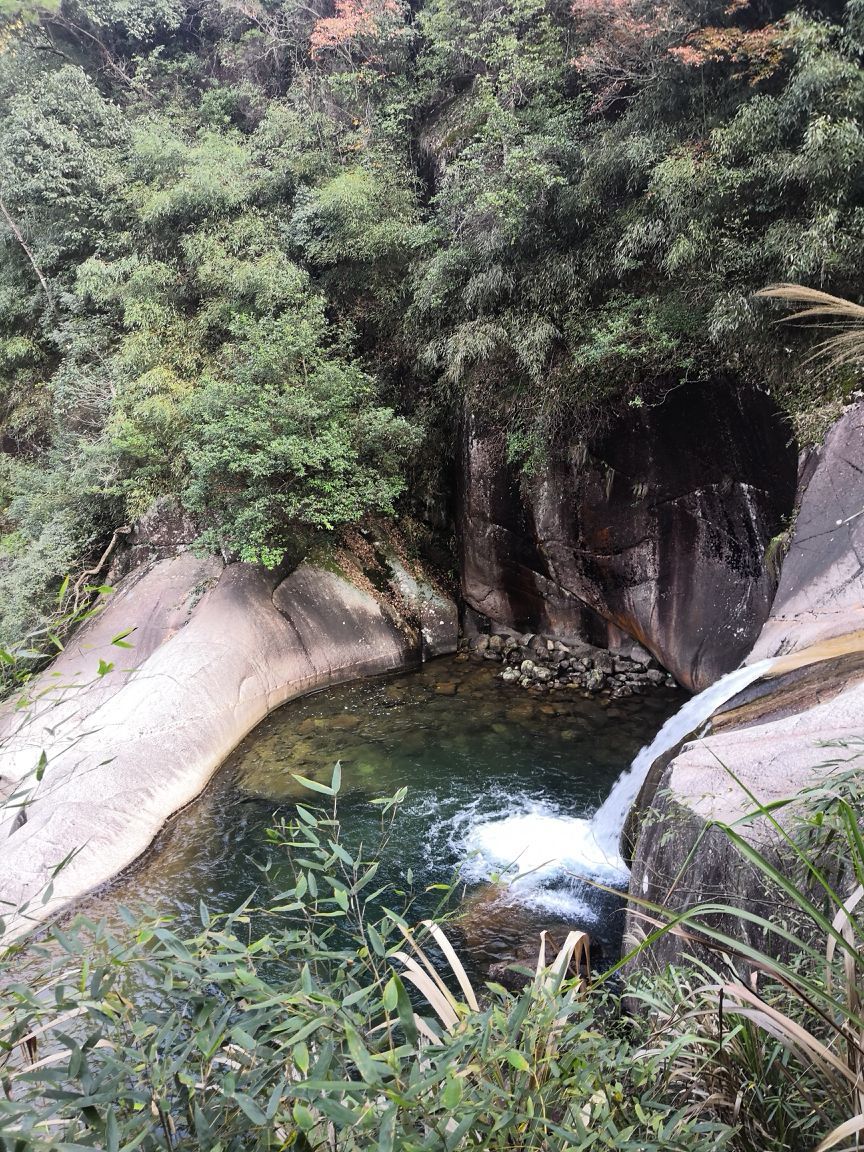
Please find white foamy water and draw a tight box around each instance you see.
[450,799,624,919]
[453,658,775,912]
[464,809,626,882]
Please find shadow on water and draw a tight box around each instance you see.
[74,656,682,975]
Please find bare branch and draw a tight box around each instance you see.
[0,194,53,311]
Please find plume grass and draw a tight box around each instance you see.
[756,284,864,375]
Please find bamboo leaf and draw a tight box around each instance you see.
[290,773,336,796]
[344,1023,385,1085]
[421,919,479,1011]
[393,951,459,1032]
[505,1049,530,1072]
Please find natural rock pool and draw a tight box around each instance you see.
[81,656,680,968]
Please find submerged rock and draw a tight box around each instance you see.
[327,713,363,730]
[433,681,459,696]
[454,885,592,989]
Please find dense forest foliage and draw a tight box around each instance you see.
[1,0,862,642]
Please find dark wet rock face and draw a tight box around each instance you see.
[459,381,798,691]
[458,422,609,642]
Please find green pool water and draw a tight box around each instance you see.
[83,656,681,967]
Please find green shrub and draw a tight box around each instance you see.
[0,771,730,1150]
[182,299,420,566]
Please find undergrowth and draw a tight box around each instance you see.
[2,688,864,1151]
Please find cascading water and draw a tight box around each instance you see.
[589,657,776,861]
[461,658,777,902]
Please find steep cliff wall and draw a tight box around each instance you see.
[459,380,798,691]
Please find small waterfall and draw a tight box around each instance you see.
[455,656,778,906]
[590,657,776,859]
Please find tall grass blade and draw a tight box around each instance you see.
[814,1113,864,1152]
[392,951,459,1032]
[420,920,479,1011]
[756,284,864,374]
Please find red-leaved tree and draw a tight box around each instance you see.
[571,0,786,113]
[310,0,404,66]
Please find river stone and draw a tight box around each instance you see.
[505,702,535,721]
[0,557,454,941]
[434,681,459,696]
[629,643,653,667]
[326,713,363,730]
[593,651,614,675]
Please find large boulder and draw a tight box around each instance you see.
[0,551,223,774]
[459,381,798,691]
[749,401,864,660]
[625,401,864,970]
[627,671,864,969]
[0,543,456,942]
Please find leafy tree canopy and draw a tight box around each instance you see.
[1,0,862,637]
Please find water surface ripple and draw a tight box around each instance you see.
[87,657,681,959]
